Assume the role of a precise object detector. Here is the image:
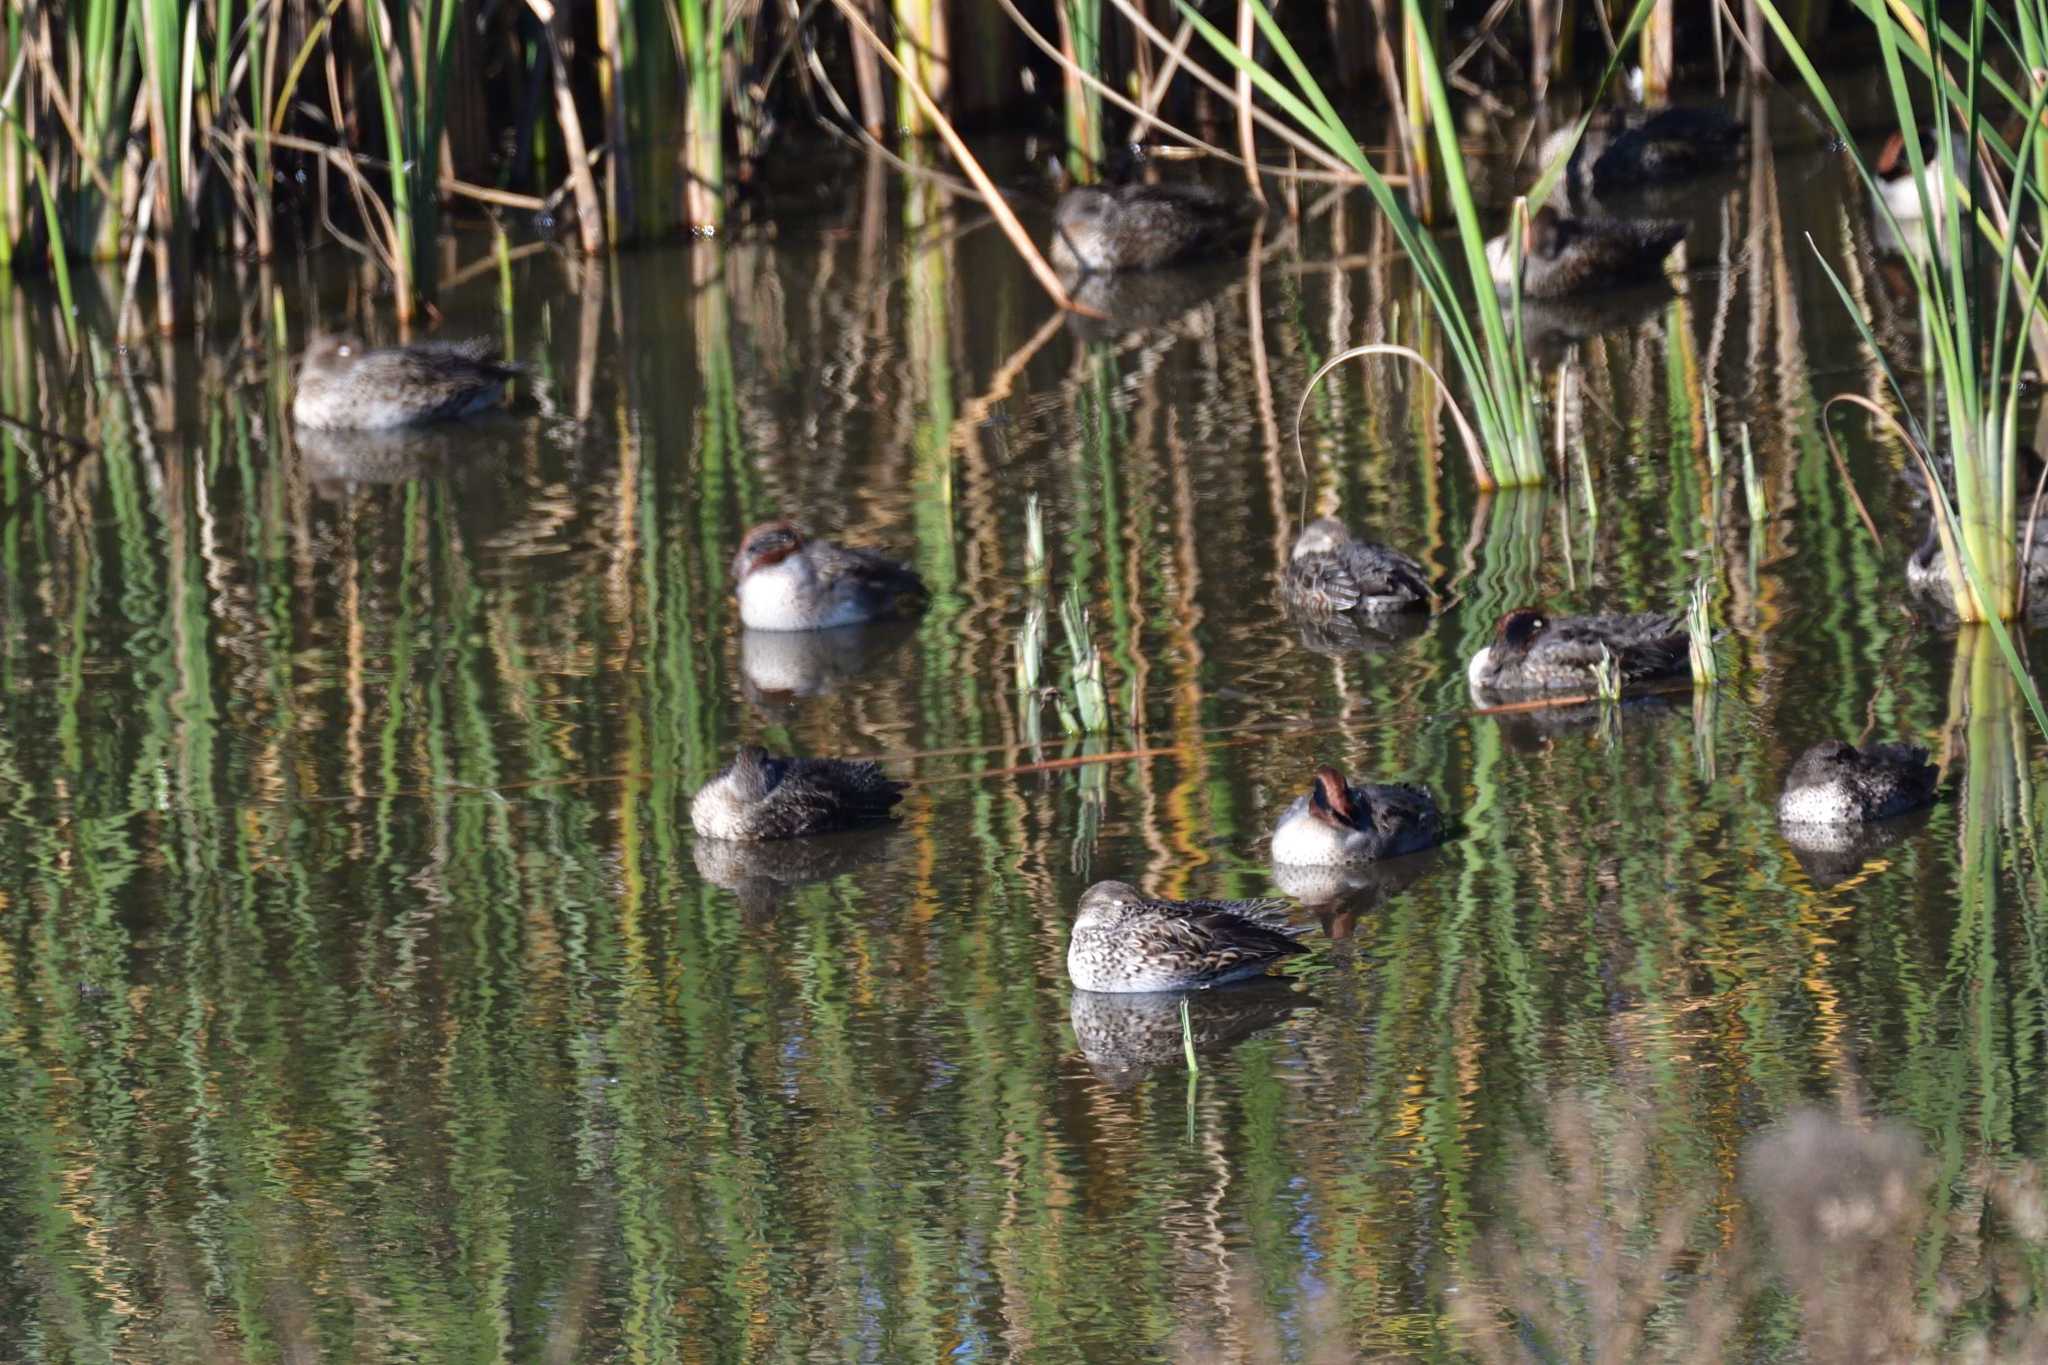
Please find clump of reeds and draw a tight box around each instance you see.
[1757,0,2048,733]
[1592,645,1622,703]
[1686,579,1718,686]
[1012,496,1111,740]
[1057,587,1111,736]
[1198,0,1665,490]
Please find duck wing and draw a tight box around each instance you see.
[810,540,930,620]
[1340,543,1431,605]
[1532,613,1685,681]
[1857,743,1939,804]
[1592,109,1744,191]
[756,756,906,837]
[1554,215,1686,282]
[1119,896,1306,978]
[1353,782,1442,838]
[356,343,520,409]
[1111,184,1262,268]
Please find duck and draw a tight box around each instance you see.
[292,335,520,430]
[1777,739,1939,826]
[1049,182,1263,276]
[1065,880,1307,993]
[1540,105,1746,202]
[1904,511,2048,604]
[730,520,928,632]
[1281,518,1432,616]
[1487,206,1685,300]
[690,746,906,842]
[1269,764,1445,866]
[1466,606,1688,698]
[1904,448,2048,605]
[1872,128,1973,253]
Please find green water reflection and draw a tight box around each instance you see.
[3,114,2048,1362]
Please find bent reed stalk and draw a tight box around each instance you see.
[1187,0,1663,490]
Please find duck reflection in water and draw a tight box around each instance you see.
[294,416,517,494]
[1271,846,1445,942]
[1059,263,1237,343]
[1780,805,1934,890]
[692,828,894,921]
[738,618,918,718]
[1067,980,1311,1090]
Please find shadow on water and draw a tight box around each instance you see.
[2,93,2048,1360]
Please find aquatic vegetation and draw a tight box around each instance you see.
[1754,0,2048,735]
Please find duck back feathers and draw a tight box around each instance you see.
[1051,182,1262,275]
[691,746,906,842]
[1067,880,1306,992]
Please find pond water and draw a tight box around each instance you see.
[3,90,2048,1361]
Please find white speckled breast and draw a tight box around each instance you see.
[1777,782,1860,825]
[689,773,749,839]
[1269,798,1349,866]
[1465,645,1496,690]
[737,557,850,631]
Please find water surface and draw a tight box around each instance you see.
[3,98,2047,1361]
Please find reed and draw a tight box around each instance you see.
[1754,0,2048,734]
[1686,578,1717,686]
[678,0,729,231]
[1058,0,1104,180]
[1058,585,1111,735]
[1200,0,1661,489]
[1591,645,1621,702]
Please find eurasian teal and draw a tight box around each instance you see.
[731,520,928,632]
[1281,518,1432,616]
[1776,740,1938,826]
[1487,206,1686,300]
[1903,449,2048,608]
[1066,880,1306,993]
[1466,606,1687,698]
[1049,182,1262,275]
[1873,129,1972,256]
[1269,764,1445,866]
[292,335,519,430]
[690,746,906,842]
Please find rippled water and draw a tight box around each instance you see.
[3,93,2048,1361]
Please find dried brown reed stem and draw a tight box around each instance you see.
[526,1,605,254]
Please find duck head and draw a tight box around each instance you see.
[1308,765,1361,830]
[1875,131,1910,181]
[725,744,784,801]
[1492,606,1550,657]
[1075,879,1143,930]
[300,334,364,378]
[1525,206,1566,262]
[732,520,808,581]
[1054,186,1115,232]
[1290,517,1354,559]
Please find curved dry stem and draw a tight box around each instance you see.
[828,0,1096,318]
[1294,343,1492,490]
[1817,392,1895,547]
